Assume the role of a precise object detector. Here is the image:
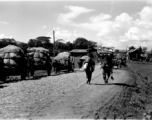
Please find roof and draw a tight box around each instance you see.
[128,49,137,53]
[128,48,141,53]
[70,49,87,53]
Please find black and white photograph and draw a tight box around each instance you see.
[0,0,152,119]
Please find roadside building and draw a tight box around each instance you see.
[70,47,99,68]
[127,48,143,61]
[70,49,87,68]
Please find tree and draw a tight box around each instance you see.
[142,47,147,53]
[0,38,17,48]
[55,41,67,52]
[27,36,53,55]
[28,39,36,47]
[17,42,28,54]
[88,40,97,48]
[129,46,136,50]
[73,37,96,49]
[66,42,73,51]
[28,36,51,48]
[35,36,51,49]
[73,37,88,49]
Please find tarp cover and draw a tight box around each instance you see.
[27,47,50,67]
[0,45,24,55]
[54,52,70,60]
[27,47,49,53]
[0,45,26,67]
[80,55,89,60]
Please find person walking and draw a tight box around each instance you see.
[100,53,114,84]
[0,57,6,81]
[108,53,114,80]
[83,53,95,84]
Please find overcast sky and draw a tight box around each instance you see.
[0,0,152,50]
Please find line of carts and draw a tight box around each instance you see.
[0,45,75,81]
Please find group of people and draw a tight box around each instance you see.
[83,52,114,84]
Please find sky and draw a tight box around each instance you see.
[0,0,152,50]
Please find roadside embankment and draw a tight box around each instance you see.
[94,61,152,119]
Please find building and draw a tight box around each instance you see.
[127,48,143,61]
[70,49,87,57]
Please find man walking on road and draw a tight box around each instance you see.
[0,57,6,81]
[108,53,114,79]
[84,53,95,84]
[101,53,114,84]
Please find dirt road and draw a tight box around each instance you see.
[0,64,130,119]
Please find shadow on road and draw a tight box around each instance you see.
[90,82,136,87]
[2,75,48,84]
[2,70,78,84]
[0,84,8,89]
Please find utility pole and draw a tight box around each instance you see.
[126,46,128,52]
[53,31,55,57]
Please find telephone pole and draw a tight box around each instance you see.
[53,31,55,57]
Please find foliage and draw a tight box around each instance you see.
[28,36,52,49]
[66,42,74,51]
[73,37,97,49]
[142,47,147,53]
[129,46,136,50]
[0,38,17,48]
[0,36,97,56]
[17,42,28,54]
[28,36,53,55]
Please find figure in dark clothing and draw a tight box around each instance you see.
[84,54,95,84]
[78,59,83,68]
[101,53,114,84]
[107,53,114,80]
[67,57,73,72]
[0,57,6,81]
[52,60,59,74]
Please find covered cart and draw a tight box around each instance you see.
[0,45,28,80]
[27,47,52,76]
[53,52,75,73]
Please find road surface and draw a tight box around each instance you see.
[0,64,130,119]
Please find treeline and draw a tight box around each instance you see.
[0,36,97,56]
